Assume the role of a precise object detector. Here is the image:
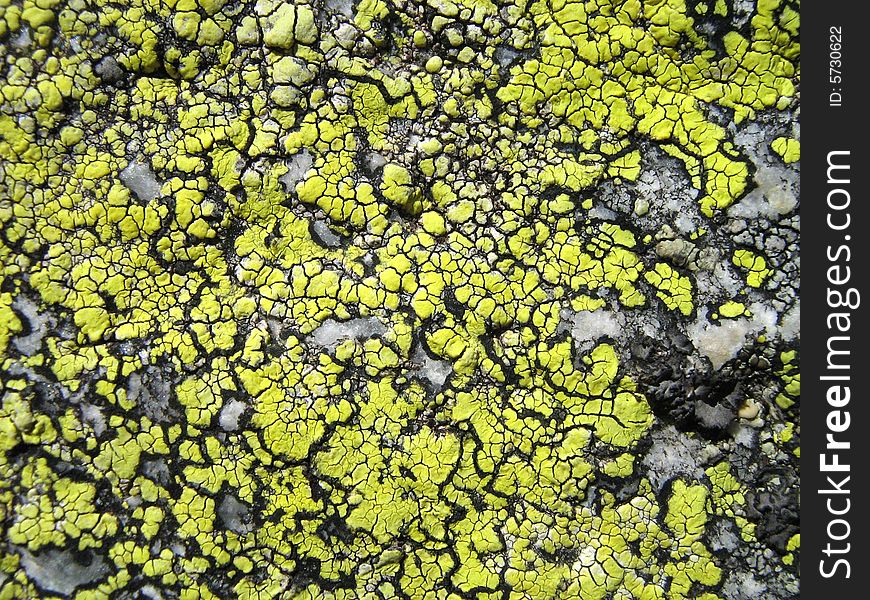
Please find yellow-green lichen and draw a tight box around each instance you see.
[0,0,799,597]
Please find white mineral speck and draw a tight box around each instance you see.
[310,317,388,350]
[120,160,162,202]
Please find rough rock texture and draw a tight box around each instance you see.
[0,0,799,598]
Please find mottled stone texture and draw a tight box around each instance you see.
[0,0,798,598]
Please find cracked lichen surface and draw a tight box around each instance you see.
[0,0,799,598]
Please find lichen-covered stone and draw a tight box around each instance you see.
[0,0,799,598]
